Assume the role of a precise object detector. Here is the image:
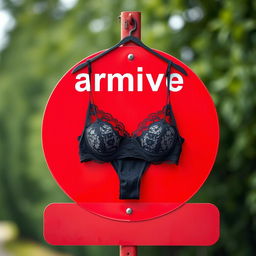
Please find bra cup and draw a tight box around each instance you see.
[85,120,121,154]
[159,125,177,152]
[138,121,177,154]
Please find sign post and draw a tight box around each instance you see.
[42,11,220,255]
[120,246,137,256]
[120,12,140,256]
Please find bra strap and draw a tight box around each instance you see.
[87,60,98,118]
[87,60,93,103]
[165,61,172,105]
[164,61,178,126]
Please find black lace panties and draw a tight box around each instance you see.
[111,158,150,199]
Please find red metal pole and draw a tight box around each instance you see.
[120,245,137,256]
[119,10,140,256]
[120,11,141,40]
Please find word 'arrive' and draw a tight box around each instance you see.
[74,67,184,92]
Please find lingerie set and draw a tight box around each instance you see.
[78,61,184,199]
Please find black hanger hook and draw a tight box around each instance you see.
[129,17,137,36]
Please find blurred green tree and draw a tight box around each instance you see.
[0,0,255,256]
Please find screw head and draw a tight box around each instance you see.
[126,208,133,215]
[128,54,134,60]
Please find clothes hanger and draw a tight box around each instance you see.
[72,18,188,76]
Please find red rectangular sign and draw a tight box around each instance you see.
[44,203,219,246]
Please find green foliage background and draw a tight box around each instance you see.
[0,0,255,255]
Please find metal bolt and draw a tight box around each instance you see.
[126,208,133,215]
[128,54,134,60]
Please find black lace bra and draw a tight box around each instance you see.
[79,102,183,163]
[78,62,184,200]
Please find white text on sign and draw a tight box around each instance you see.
[75,67,184,92]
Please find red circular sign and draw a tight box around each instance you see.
[42,46,219,221]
